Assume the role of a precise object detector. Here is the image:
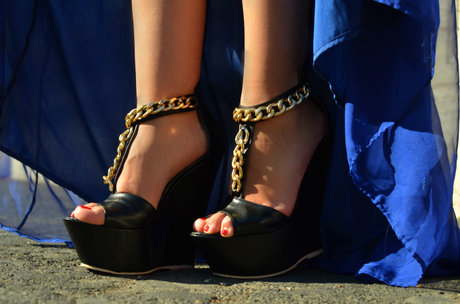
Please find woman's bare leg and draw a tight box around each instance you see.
[194,0,326,237]
[73,0,208,224]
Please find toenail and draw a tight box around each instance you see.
[71,212,75,218]
[221,228,228,236]
[198,218,206,221]
[204,225,210,232]
[79,205,92,210]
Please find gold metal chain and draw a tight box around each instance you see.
[231,84,310,193]
[103,95,197,191]
[232,84,310,123]
[231,125,250,193]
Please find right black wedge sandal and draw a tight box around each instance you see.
[191,82,332,279]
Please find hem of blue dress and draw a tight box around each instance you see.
[0,223,73,247]
[0,145,90,203]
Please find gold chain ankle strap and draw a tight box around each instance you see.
[103,95,197,192]
[232,84,310,123]
[231,84,310,194]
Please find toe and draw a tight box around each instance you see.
[193,212,235,236]
[198,212,227,234]
[193,217,208,232]
[72,203,105,225]
[220,215,234,237]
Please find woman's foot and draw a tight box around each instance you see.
[193,96,326,237]
[71,110,207,225]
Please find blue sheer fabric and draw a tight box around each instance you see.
[312,0,460,285]
[0,0,459,286]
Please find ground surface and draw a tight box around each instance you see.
[1,229,459,304]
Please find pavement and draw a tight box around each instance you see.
[1,229,460,303]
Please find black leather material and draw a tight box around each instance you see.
[220,197,289,237]
[98,193,157,229]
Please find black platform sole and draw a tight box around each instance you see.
[191,227,323,279]
[64,219,194,275]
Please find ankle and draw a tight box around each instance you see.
[240,75,301,107]
[136,89,196,107]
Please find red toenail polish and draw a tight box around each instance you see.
[71,212,75,218]
[221,228,228,236]
[198,218,206,221]
[79,205,92,210]
[204,225,210,232]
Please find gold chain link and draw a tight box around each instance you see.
[230,84,310,193]
[232,84,310,123]
[103,95,197,191]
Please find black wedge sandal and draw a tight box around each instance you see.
[64,86,223,275]
[191,82,331,279]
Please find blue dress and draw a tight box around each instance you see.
[0,0,458,286]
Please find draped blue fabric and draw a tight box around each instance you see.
[312,0,460,285]
[0,0,459,286]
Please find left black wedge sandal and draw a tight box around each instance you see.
[64,87,223,275]
[191,82,331,279]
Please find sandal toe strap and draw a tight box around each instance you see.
[98,193,157,229]
[220,197,289,237]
